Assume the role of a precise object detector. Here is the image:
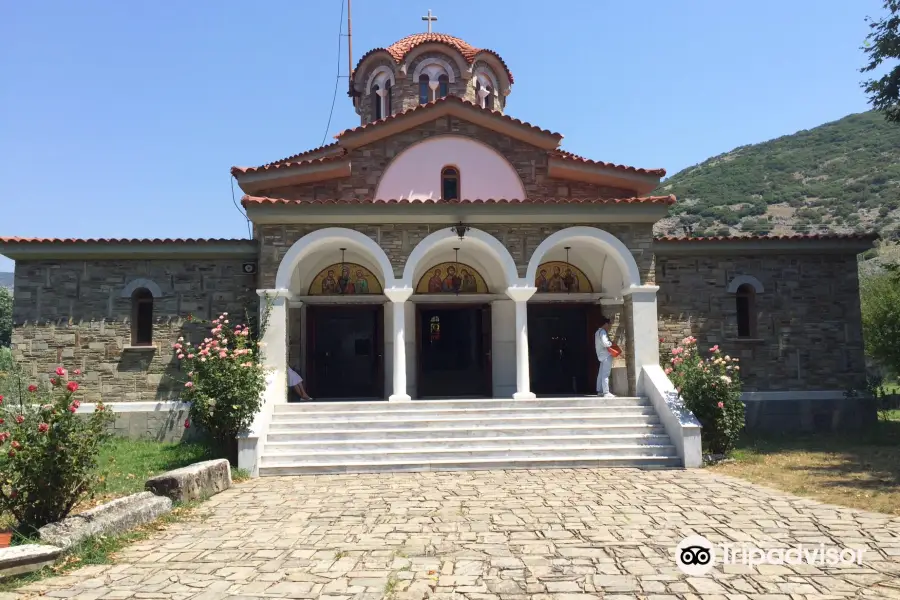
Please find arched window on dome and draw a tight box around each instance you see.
[418,74,430,104]
[476,79,495,110]
[384,79,392,115]
[372,84,382,120]
[441,166,460,200]
[438,74,449,98]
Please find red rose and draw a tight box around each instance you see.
[0,395,4,403]
[38,423,49,433]
[11,441,21,450]
[7,450,15,458]
[14,415,24,424]
[184,419,190,429]
[27,385,37,393]
[68,405,77,413]
[0,419,5,425]
[50,378,57,386]
[67,381,79,393]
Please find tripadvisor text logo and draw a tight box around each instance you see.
[675,535,867,575]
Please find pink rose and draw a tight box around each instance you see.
[68,405,77,413]
[177,354,185,360]
[187,354,194,359]
[38,423,49,433]
[185,381,194,388]
[14,415,24,424]
[664,367,673,375]
[709,345,719,353]
[219,351,227,358]
[55,367,66,376]
[67,381,79,392]
[717,401,725,409]
[73,369,81,375]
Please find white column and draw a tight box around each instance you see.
[506,286,537,400]
[257,288,291,405]
[622,285,661,396]
[384,287,414,402]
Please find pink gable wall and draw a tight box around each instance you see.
[374,136,526,200]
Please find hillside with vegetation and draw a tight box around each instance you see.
[0,272,11,291]
[654,111,900,238]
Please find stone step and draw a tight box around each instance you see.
[270,404,658,422]
[264,433,673,453]
[258,454,682,476]
[265,423,668,442]
[268,413,661,431]
[261,443,677,465]
[274,396,650,413]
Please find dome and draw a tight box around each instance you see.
[354,33,514,83]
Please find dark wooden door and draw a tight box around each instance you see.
[528,304,589,395]
[417,305,491,398]
[481,304,493,395]
[306,305,384,399]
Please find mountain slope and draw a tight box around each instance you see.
[0,273,11,291]
[653,111,900,237]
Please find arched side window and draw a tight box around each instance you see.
[131,288,154,346]
[384,80,392,115]
[476,79,494,109]
[438,74,449,98]
[418,74,430,104]
[372,84,382,120]
[441,166,460,200]
[735,283,756,338]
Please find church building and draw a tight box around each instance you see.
[1,26,875,475]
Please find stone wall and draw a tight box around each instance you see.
[256,117,634,201]
[655,251,866,392]
[11,259,257,403]
[257,223,655,287]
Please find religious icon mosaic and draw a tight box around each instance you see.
[308,263,383,295]
[415,262,488,294]
[534,261,593,293]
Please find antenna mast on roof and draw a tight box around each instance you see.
[347,0,358,98]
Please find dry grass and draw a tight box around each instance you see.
[711,411,900,516]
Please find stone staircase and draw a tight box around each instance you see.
[258,397,681,475]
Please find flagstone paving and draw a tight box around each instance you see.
[9,468,900,599]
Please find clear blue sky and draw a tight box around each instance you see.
[0,0,887,272]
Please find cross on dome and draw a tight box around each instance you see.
[421,9,438,33]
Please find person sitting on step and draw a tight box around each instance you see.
[288,365,313,402]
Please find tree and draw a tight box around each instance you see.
[860,263,900,376]
[0,288,11,347]
[861,0,900,123]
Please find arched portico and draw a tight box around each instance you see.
[401,226,519,289]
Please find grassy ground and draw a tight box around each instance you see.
[710,410,900,516]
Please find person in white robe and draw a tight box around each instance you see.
[594,317,616,398]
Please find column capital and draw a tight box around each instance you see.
[384,286,414,303]
[621,285,659,301]
[256,288,292,299]
[505,286,537,303]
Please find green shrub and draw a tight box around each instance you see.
[861,266,900,377]
[662,337,745,455]
[176,313,267,455]
[0,366,114,530]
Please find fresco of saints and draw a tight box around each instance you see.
[337,265,355,294]
[322,270,338,294]
[428,268,443,293]
[548,265,564,292]
[535,268,549,292]
[442,265,462,293]
[460,269,477,293]
[354,269,370,294]
[563,268,579,292]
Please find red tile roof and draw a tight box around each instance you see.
[242,195,676,207]
[655,233,878,242]
[355,33,514,83]
[260,142,341,167]
[550,150,666,178]
[0,237,253,245]
[336,94,561,140]
[231,150,348,176]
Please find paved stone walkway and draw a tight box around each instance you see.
[11,468,900,599]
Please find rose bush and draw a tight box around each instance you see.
[662,336,745,454]
[0,366,114,530]
[176,313,266,460]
